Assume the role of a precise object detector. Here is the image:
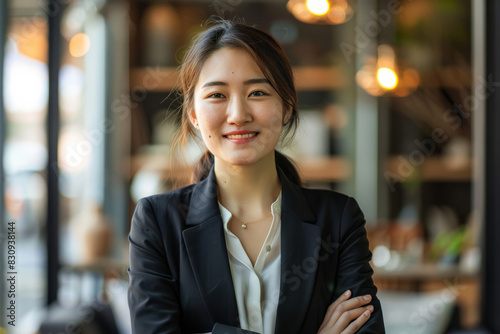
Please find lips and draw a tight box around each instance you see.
[223,131,259,144]
[224,132,258,139]
[222,130,259,137]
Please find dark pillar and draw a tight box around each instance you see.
[482,0,500,331]
[46,0,62,306]
[0,0,7,326]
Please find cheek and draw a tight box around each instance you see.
[262,102,284,131]
[197,107,225,140]
[254,103,283,144]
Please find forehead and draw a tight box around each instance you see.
[198,47,265,83]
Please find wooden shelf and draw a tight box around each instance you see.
[373,263,478,281]
[128,153,470,183]
[129,66,345,92]
[125,153,192,183]
[62,257,129,275]
[293,67,345,90]
[127,153,350,183]
[129,67,179,92]
[385,156,472,182]
[296,156,351,182]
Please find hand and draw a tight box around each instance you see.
[317,290,374,334]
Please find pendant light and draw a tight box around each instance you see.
[287,0,354,25]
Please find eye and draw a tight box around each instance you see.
[207,93,225,99]
[249,90,268,97]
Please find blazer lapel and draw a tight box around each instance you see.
[182,165,240,326]
[274,165,321,334]
[182,161,321,333]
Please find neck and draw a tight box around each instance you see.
[214,151,281,219]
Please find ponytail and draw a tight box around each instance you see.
[191,149,302,187]
[275,150,302,187]
[191,149,214,184]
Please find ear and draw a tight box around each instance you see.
[283,105,293,125]
[189,109,198,128]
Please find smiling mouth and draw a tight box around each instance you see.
[223,132,259,139]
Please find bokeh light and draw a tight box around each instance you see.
[288,0,353,25]
[306,0,330,15]
[69,33,90,58]
[377,67,398,90]
[4,40,48,114]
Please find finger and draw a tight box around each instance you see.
[320,290,351,323]
[341,309,372,334]
[336,294,372,313]
[321,295,373,332]
[334,305,373,332]
[318,290,352,332]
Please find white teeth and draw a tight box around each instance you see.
[226,133,257,139]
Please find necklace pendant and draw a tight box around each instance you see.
[242,223,247,229]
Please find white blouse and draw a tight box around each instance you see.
[217,190,282,334]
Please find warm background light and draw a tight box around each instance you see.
[328,5,347,24]
[377,67,398,90]
[306,0,330,16]
[69,33,91,58]
[287,0,353,25]
[356,44,420,97]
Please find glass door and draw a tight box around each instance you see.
[1,4,50,331]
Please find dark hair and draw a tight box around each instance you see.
[169,18,302,188]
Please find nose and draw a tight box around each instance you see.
[226,95,252,125]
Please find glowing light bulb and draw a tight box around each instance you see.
[69,33,90,58]
[306,0,330,16]
[377,67,398,90]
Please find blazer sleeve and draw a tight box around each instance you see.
[127,197,181,334]
[333,196,385,333]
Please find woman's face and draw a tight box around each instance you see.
[191,47,289,166]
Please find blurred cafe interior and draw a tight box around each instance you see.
[1,0,500,333]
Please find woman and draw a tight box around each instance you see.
[128,19,385,334]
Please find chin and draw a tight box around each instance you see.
[217,153,260,166]
[226,158,258,166]
[214,148,275,166]
[237,154,274,167]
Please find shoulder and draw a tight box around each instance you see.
[297,186,364,226]
[141,182,197,204]
[131,183,199,242]
[299,186,351,209]
[135,183,197,216]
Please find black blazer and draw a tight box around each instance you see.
[128,163,385,333]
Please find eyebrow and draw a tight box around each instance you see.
[201,78,270,88]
